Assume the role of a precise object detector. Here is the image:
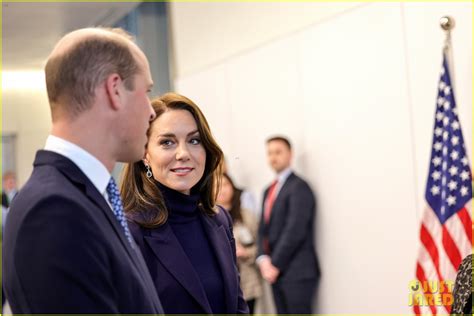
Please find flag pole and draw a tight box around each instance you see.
[440,16,455,88]
[440,16,454,48]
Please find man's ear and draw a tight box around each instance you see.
[105,73,124,111]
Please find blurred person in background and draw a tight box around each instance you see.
[221,159,258,217]
[2,171,18,209]
[2,171,18,231]
[217,172,262,314]
[450,214,474,315]
[451,253,473,315]
[1,171,18,311]
[121,92,248,314]
[257,135,320,314]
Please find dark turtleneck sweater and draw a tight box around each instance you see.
[157,182,226,314]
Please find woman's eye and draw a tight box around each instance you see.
[190,138,201,145]
[160,139,174,147]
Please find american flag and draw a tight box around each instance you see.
[413,53,472,315]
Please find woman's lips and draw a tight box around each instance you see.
[170,167,193,176]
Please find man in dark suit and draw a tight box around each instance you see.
[1,171,18,209]
[3,27,163,314]
[2,171,18,307]
[257,136,320,314]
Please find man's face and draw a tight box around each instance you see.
[3,175,16,191]
[119,49,155,163]
[267,140,292,173]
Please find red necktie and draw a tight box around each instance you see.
[264,180,278,224]
[263,180,278,254]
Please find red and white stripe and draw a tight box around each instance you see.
[414,201,472,315]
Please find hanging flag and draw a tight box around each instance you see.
[412,54,472,315]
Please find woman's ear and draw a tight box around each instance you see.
[143,155,150,166]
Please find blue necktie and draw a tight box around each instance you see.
[106,178,133,246]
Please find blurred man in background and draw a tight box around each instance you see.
[2,171,18,209]
[257,136,320,314]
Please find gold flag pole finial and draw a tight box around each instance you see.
[440,16,455,31]
[440,16,455,53]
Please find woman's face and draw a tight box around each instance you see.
[145,109,206,195]
[216,176,233,206]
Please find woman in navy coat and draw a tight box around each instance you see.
[120,92,248,314]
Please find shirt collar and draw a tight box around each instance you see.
[276,167,292,185]
[44,135,111,195]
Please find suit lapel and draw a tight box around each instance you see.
[144,224,213,314]
[37,152,135,256]
[131,241,164,312]
[81,182,164,305]
[200,213,238,313]
[35,150,163,311]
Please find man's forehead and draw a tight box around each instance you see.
[269,140,287,147]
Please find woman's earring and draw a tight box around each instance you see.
[145,164,153,178]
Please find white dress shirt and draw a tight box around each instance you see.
[263,167,292,213]
[44,135,112,206]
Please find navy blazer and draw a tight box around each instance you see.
[2,191,9,208]
[258,172,321,282]
[3,151,163,314]
[129,208,249,314]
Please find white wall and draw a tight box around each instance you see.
[171,2,472,313]
[169,2,365,77]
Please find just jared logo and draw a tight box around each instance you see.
[408,280,454,307]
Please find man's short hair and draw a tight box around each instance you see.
[45,27,140,117]
[2,171,16,181]
[266,136,292,150]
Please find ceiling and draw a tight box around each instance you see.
[2,2,140,71]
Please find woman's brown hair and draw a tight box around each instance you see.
[120,92,223,228]
[221,172,243,223]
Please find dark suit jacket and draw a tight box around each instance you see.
[129,208,249,314]
[2,191,9,208]
[3,150,164,314]
[258,172,320,283]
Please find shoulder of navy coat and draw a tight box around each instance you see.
[3,150,164,314]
